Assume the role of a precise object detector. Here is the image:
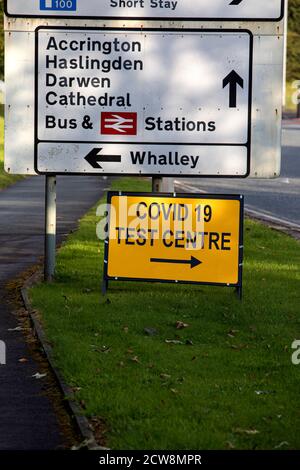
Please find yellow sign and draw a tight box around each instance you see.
[104,192,243,288]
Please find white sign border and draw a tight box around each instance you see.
[34,26,253,178]
[5,0,285,22]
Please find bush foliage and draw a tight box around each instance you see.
[0,0,3,80]
[288,0,300,81]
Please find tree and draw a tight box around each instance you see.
[287,0,300,81]
[0,0,3,81]
[289,0,300,35]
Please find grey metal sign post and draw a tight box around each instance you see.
[44,175,56,281]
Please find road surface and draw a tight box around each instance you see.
[0,175,109,449]
[175,124,300,230]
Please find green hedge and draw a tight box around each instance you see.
[0,0,3,81]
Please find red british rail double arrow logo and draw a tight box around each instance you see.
[101,112,137,135]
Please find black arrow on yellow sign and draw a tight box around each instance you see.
[150,256,202,269]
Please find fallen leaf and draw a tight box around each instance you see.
[230,343,249,351]
[226,441,235,450]
[176,321,189,330]
[160,373,171,380]
[170,388,179,394]
[123,326,129,333]
[8,326,23,332]
[80,400,86,409]
[71,438,95,451]
[130,356,140,364]
[234,428,260,435]
[32,372,47,380]
[18,358,28,363]
[274,441,289,449]
[165,339,183,345]
[227,329,239,338]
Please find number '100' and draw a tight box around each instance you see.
[42,0,76,11]
[53,0,75,9]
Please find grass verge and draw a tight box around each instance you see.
[285,81,298,114]
[30,177,300,450]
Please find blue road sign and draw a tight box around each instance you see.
[40,0,77,11]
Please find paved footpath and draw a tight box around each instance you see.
[0,175,110,449]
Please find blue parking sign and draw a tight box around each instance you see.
[40,0,77,11]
